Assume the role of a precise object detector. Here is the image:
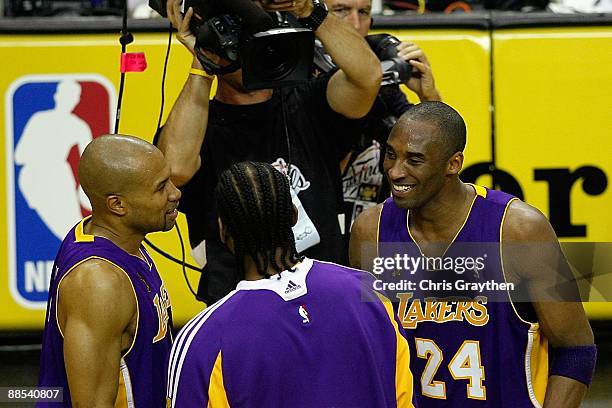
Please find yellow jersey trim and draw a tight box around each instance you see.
[376,204,383,259]
[208,351,230,407]
[74,216,94,243]
[55,256,140,360]
[467,183,487,198]
[376,293,415,407]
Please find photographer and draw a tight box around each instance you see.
[320,0,441,230]
[156,0,382,303]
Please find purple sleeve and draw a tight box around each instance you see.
[167,317,222,407]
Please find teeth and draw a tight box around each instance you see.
[392,183,415,192]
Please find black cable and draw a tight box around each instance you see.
[279,90,292,175]
[175,222,198,297]
[145,22,204,277]
[112,11,203,286]
[143,238,202,273]
[114,0,133,134]
[156,23,173,131]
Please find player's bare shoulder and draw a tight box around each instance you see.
[58,258,137,327]
[503,199,557,243]
[349,203,384,270]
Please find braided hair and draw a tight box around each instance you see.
[215,161,302,280]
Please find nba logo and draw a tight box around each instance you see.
[5,74,115,308]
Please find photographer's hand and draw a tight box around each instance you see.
[167,0,197,55]
[397,42,441,102]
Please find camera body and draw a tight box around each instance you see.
[149,0,315,90]
[365,34,412,86]
[313,33,412,86]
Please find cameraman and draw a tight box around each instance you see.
[157,0,382,303]
[321,0,441,230]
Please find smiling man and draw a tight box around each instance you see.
[349,102,595,407]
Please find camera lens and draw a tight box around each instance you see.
[250,35,299,81]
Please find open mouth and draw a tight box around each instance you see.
[166,208,178,219]
[391,183,416,194]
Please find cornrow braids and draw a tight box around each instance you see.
[215,161,302,281]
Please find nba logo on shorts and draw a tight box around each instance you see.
[5,74,115,308]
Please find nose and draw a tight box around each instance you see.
[169,181,181,202]
[387,160,406,183]
[346,10,362,32]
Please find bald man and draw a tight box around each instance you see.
[38,135,181,407]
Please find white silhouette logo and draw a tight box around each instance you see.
[14,79,92,239]
[299,304,311,324]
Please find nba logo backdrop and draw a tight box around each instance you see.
[5,74,115,308]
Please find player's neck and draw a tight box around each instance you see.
[85,217,145,258]
[214,81,273,105]
[242,249,297,281]
[410,180,474,240]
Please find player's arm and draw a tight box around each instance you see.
[156,0,214,187]
[503,201,595,408]
[349,204,382,271]
[58,259,136,407]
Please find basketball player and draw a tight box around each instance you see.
[350,102,596,407]
[38,135,180,407]
[166,162,414,407]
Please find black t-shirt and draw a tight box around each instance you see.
[179,75,361,265]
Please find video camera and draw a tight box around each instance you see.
[149,0,315,90]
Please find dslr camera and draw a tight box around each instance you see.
[313,33,412,86]
[149,0,315,90]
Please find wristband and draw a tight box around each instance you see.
[189,68,215,80]
[549,344,597,386]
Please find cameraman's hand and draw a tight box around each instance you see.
[261,0,313,18]
[167,0,197,55]
[397,42,441,102]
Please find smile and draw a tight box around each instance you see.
[391,183,416,193]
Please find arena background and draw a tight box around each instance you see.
[0,12,610,405]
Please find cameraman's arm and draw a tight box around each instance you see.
[318,14,381,118]
[277,0,380,118]
[157,0,213,187]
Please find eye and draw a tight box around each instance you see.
[385,149,396,160]
[408,158,423,165]
[332,7,350,18]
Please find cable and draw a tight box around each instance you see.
[175,222,198,297]
[112,10,203,288]
[279,90,292,176]
[114,0,133,134]
[156,23,173,131]
[143,238,202,272]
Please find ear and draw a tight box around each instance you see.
[106,195,126,216]
[218,217,235,254]
[218,217,228,244]
[447,152,464,176]
[292,204,299,227]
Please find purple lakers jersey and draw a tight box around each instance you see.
[38,217,173,407]
[378,184,548,407]
[167,258,414,407]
